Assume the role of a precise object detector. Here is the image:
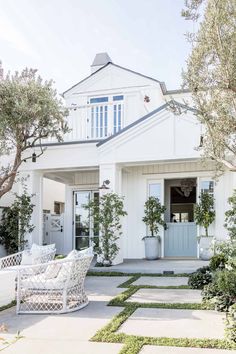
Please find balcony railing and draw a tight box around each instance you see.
[43,102,124,145]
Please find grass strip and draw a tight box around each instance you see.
[0,301,16,312]
[87,271,190,277]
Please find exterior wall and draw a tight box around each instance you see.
[122,164,234,259]
[43,178,65,213]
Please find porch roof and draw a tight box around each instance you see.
[97,100,197,148]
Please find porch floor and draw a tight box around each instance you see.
[90,258,209,274]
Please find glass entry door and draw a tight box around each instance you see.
[74,191,99,250]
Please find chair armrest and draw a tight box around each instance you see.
[0,251,24,269]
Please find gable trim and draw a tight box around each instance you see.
[97,100,197,147]
[62,62,162,97]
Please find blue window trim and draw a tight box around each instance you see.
[90,97,108,104]
[113,95,124,101]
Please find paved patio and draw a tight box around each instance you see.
[90,258,209,274]
[0,274,229,354]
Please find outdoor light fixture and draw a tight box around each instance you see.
[199,135,204,148]
[99,179,110,190]
[32,153,37,163]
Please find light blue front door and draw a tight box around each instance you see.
[164,223,197,257]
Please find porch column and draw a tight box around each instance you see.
[99,163,123,265]
[19,170,43,248]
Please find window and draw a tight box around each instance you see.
[113,95,124,101]
[91,102,108,138]
[89,95,123,138]
[54,202,65,214]
[90,97,108,104]
[200,180,214,195]
[149,183,161,201]
[113,103,122,134]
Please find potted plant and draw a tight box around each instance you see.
[194,191,215,260]
[142,196,166,260]
[85,192,127,266]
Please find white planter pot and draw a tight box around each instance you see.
[199,236,214,261]
[143,237,160,260]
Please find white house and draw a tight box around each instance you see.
[18,52,236,263]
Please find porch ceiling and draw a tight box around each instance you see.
[44,168,99,185]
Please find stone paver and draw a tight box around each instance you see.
[85,276,129,301]
[119,308,225,339]
[127,289,202,303]
[132,276,189,286]
[141,346,234,354]
[0,276,126,354]
[2,339,123,354]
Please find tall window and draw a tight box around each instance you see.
[149,183,161,200]
[200,180,214,195]
[90,97,108,139]
[90,95,123,138]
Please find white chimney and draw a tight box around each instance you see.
[91,52,112,74]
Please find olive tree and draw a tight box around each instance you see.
[182,0,236,172]
[0,67,69,198]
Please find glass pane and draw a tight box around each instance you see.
[100,106,103,137]
[201,181,214,194]
[75,237,89,250]
[74,192,90,237]
[91,107,94,138]
[104,106,108,136]
[113,95,124,101]
[113,105,117,134]
[96,107,99,138]
[90,97,108,104]
[149,183,161,200]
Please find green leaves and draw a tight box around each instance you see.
[0,67,69,198]
[0,190,34,253]
[182,0,236,172]
[85,193,127,265]
[194,192,215,236]
[142,197,166,237]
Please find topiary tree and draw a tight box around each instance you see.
[142,196,166,239]
[0,190,35,254]
[85,193,127,266]
[0,66,69,199]
[194,192,215,237]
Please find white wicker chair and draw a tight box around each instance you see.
[0,245,56,270]
[16,255,93,314]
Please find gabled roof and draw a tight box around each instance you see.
[62,62,162,97]
[97,100,197,147]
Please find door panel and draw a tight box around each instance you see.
[164,222,197,257]
[74,191,99,250]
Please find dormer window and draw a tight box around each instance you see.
[89,95,124,139]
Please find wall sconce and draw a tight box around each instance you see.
[199,135,204,148]
[32,153,37,163]
[99,179,110,190]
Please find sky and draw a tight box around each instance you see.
[0,0,193,94]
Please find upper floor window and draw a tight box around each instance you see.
[89,95,124,139]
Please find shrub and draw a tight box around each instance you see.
[225,303,236,343]
[209,254,227,271]
[0,191,34,254]
[85,193,127,266]
[202,270,236,312]
[188,266,212,289]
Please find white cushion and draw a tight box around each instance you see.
[22,274,66,290]
[31,243,55,255]
[44,262,62,279]
[67,247,93,260]
[21,250,33,265]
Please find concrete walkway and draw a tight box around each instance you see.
[0,275,229,354]
[90,259,209,274]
